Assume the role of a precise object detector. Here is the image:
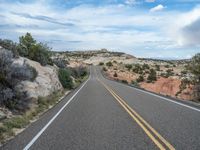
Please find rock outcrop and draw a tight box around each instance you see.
[14,57,63,99]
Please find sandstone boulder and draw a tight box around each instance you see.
[14,57,63,99]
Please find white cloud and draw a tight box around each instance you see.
[145,0,155,2]
[150,4,164,12]
[166,6,200,47]
[125,0,136,5]
[0,1,199,58]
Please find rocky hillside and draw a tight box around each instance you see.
[52,49,136,66]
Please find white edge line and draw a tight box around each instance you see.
[127,85,200,112]
[23,76,90,150]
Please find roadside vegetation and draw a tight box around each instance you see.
[187,53,200,101]
[0,33,89,143]
[101,55,199,101]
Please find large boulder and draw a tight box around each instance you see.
[15,57,63,99]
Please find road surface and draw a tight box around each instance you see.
[1,66,200,150]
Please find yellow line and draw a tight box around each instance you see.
[108,87,175,150]
[104,85,166,150]
[98,79,175,150]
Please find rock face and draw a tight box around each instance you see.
[14,57,63,99]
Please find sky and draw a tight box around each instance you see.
[0,0,200,59]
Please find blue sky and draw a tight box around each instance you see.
[0,0,200,59]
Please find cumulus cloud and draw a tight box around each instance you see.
[169,6,200,47]
[150,4,164,12]
[181,18,200,46]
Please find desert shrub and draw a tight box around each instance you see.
[18,33,36,57]
[28,43,52,66]
[145,70,150,74]
[113,60,117,63]
[155,64,160,71]
[121,80,128,84]
[113,72,118,77]
[58,68,73,89]
[125,64,132,70]
[147,69,157,82]
[131,80,139,87]
[106,61,113,67]
[99,62,104,66]
[132,64,142,73]
[103,67,107,71]
[164,64,170,68]
[17,33,52,66]
[180,78,190,91]
[166,69,174,77]
[0,49,13,86]
[0,49,38,109]
[0,39,19,57]
[142,63,150,70]
[181,70,187,75]
[136,75,144,82]
[70,66,88,78]
[160,72,168,78]
[138,70,143,74]
[187,53,200,101]
[0,86,15,108]
[53,58,69,68]
[11,64,37,82]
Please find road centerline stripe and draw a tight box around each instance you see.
[98,79,175,150]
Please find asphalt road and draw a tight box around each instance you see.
[1,66,200,150]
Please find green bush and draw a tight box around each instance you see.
[131,80,139,87]
[147,69,157,82]
[142,63,150,70]
[155,64,160,71]
[58,68,73,89]
[121,80,128,84]
[125,64,132,70]
[188,53,200,101]
[166,69,174,77]
[132,64,142,73]
[99,62,104,66]
[53,58,69,68]
[69,66,88,78]
[164,64,170,68]
[181,70,187,75]
[0,39,19,57]
[28,43,52,66]
[136,75,144,82]
[18,33,52,66]
[106,61,113,67]
[3,116,29,129]
[18,32,36,57]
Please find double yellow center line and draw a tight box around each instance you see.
[98,79,175,150]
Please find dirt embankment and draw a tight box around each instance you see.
[105,68,193,100]
[140,77,193,100]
